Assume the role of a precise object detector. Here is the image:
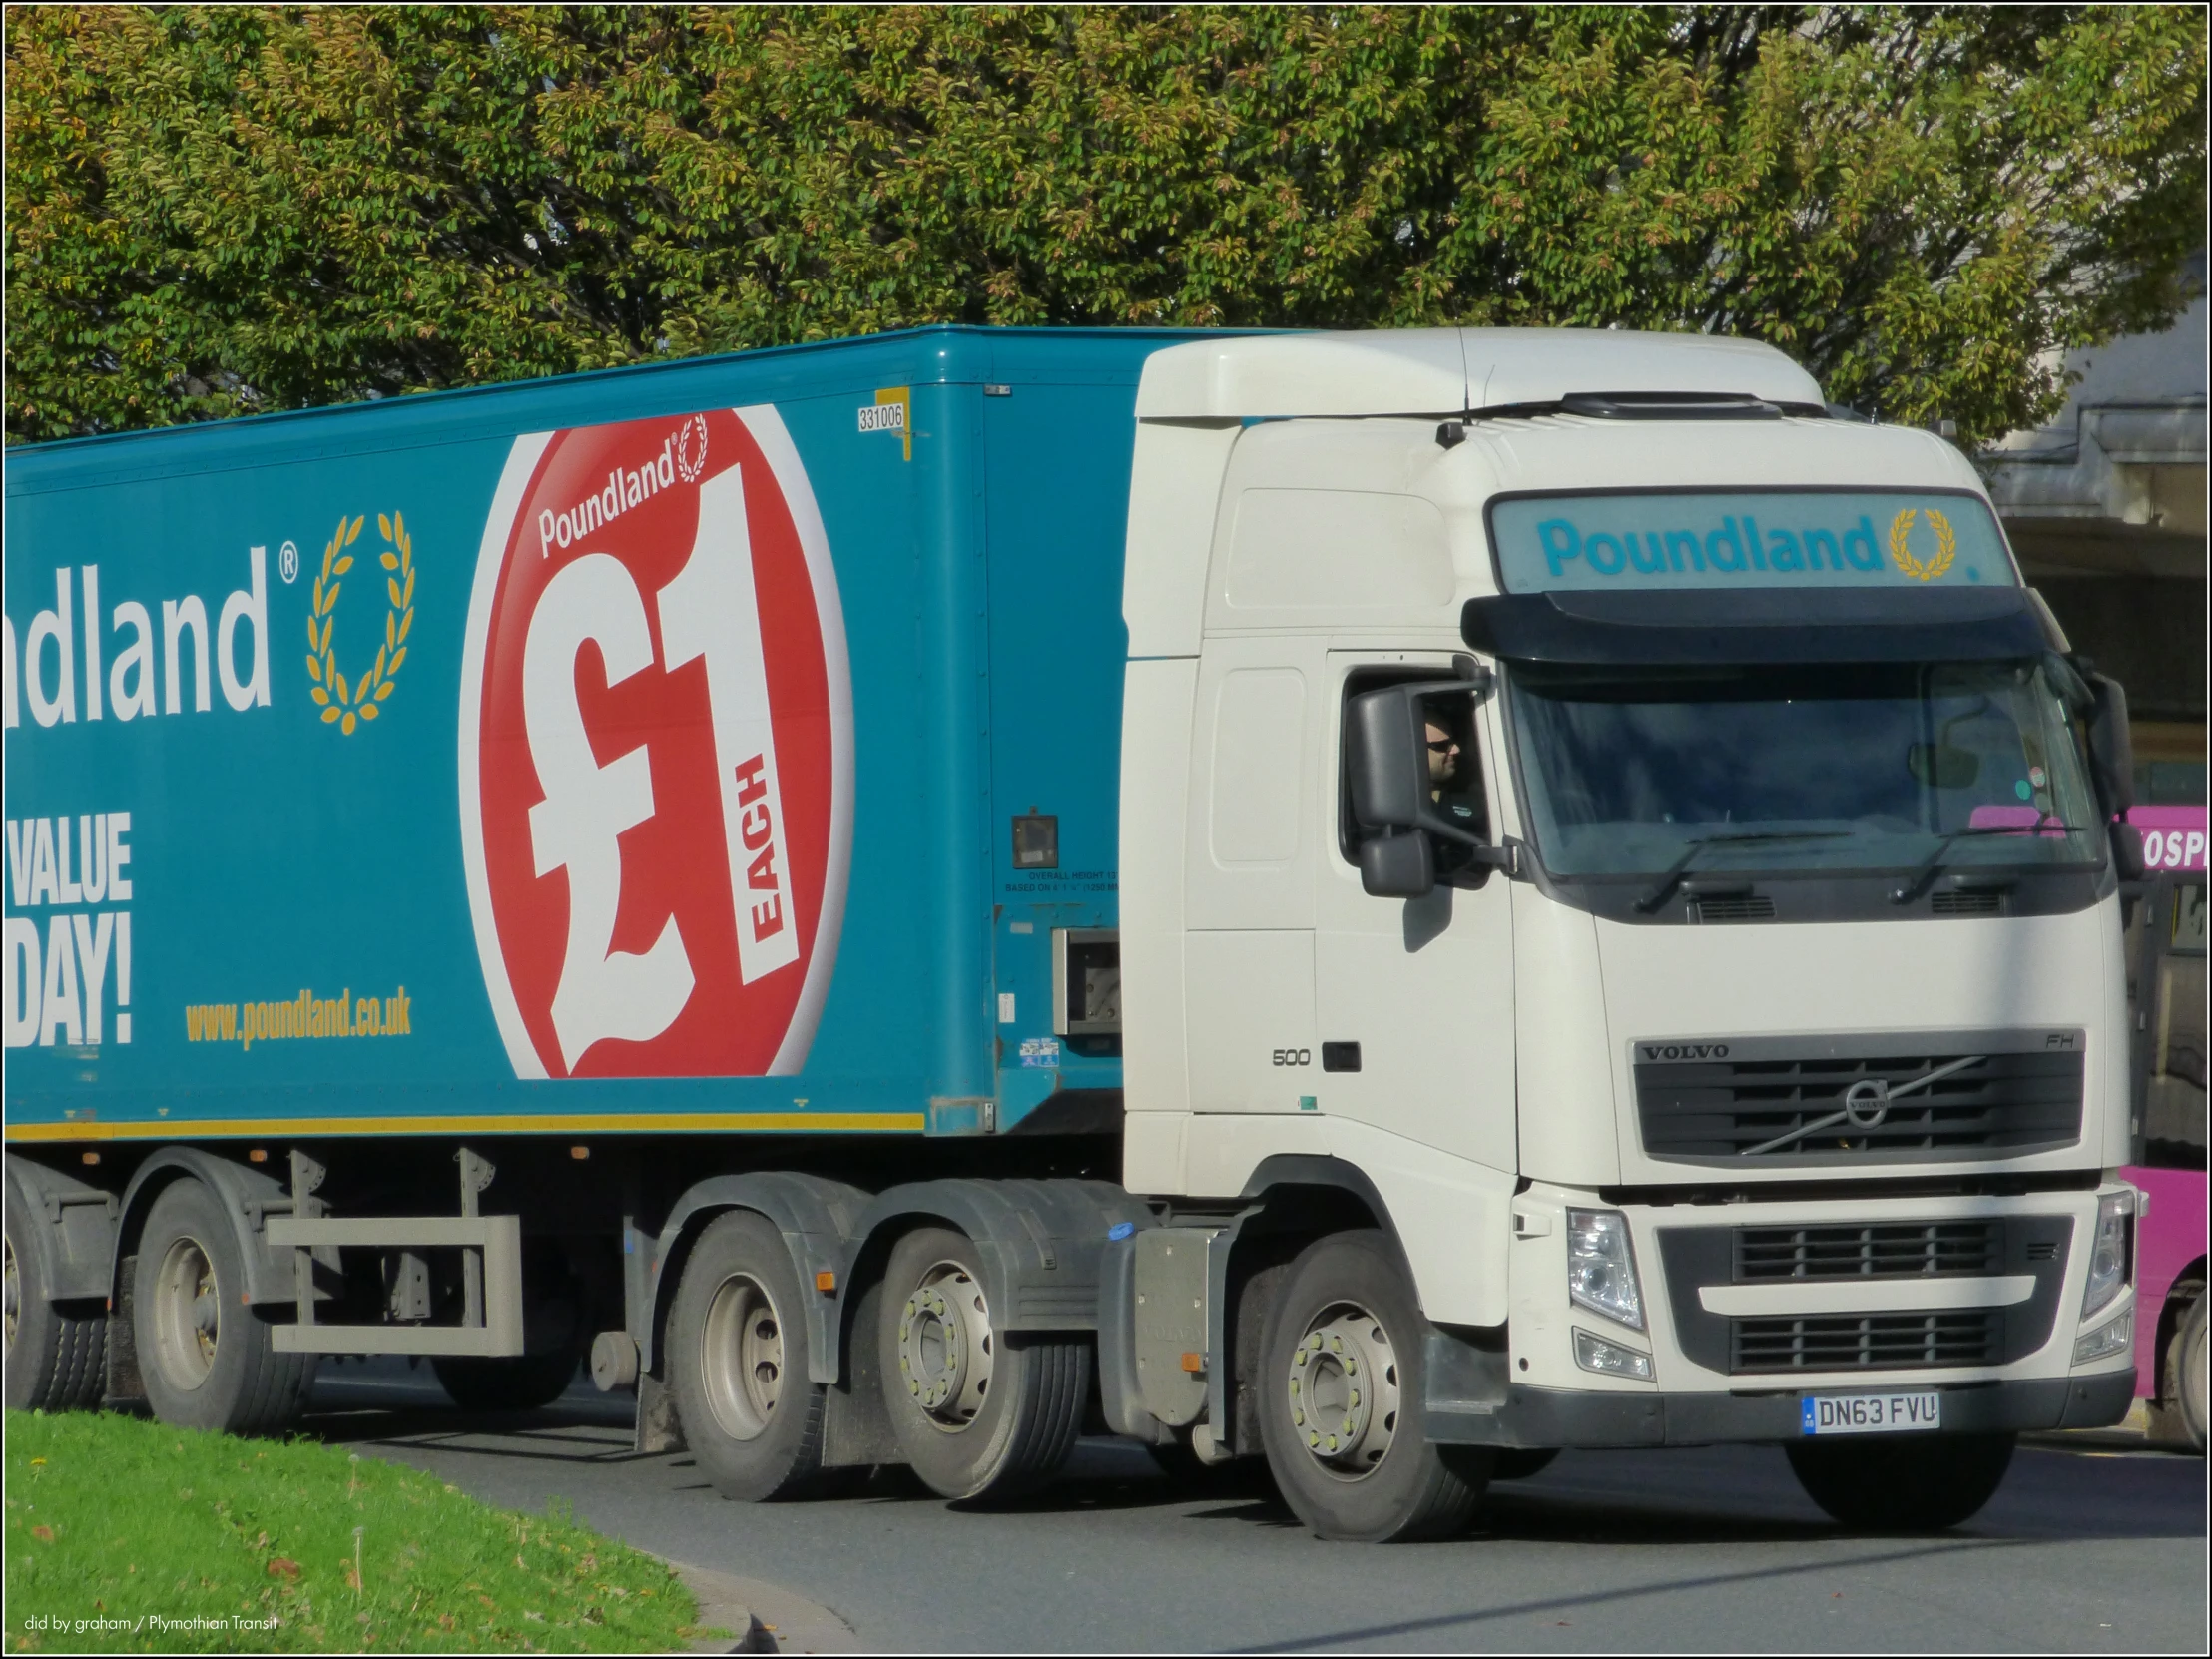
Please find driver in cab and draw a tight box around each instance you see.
[1425,705,1483,830]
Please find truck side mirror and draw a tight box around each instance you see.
[1359,830,1435,898]
[1345,680,1523,895]
[2085,672,2135,814]
[1346,685,1431,833]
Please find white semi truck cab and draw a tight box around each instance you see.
[1098,329,2140,1537]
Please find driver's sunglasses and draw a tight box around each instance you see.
[1426,738,1458,754]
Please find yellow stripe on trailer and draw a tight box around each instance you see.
[1,1112,925,1142]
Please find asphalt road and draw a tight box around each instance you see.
[308,1360,2207,1654]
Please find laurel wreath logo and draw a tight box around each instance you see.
[675,413,709,484]
[305,512,415,735]
[1888,507,1957,582]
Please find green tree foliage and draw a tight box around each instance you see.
[5,5,2204,445]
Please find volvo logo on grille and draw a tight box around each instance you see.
[1743,1054,1986,1156]
[1841,1078,1891,1130]
[1642,1042,1731,1061]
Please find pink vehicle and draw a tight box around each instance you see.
[2121,805,2208,1448]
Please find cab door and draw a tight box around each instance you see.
[1312,652,1518,1172]
[1182,635,1326,1113]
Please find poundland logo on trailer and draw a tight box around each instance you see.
[2,552,271,728]
[460,407,853,1082]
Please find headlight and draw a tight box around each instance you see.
[2080,1190,2136,1320]
[1566,1208,1644,1331]
[1573,1327,1654,1380]
[2073,1308,2133,1365]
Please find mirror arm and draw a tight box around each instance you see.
[1426,826,1526,879]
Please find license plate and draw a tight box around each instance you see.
[1800,1391,1942,1435]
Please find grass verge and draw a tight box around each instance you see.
[4,1408,702,1653]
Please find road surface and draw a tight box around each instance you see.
[309,1360,2207,1654]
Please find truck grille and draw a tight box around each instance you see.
[1657,1213,2071,1378]
[1735,1220,2000,1281]
[1731,1311,2000,1373]
[1635,1045,2083,1161]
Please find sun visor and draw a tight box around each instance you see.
[1462,587,2060,666]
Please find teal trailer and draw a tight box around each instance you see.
[6,326,1182,1142]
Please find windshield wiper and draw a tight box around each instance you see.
[1633,831,1855,913]
[1890,820,2084,905]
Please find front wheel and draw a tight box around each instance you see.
[1257,1230,1486,1542]
[1786,1432,2014,1530]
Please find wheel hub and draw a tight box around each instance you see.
[1286,1302,1402,1480]
[700,1273,786,1442]
[897,1261,993,1430]
[151,1235,221,1390]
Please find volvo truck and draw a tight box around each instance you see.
[3,325,2145,1540]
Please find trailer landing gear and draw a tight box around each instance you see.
[877,1226,1087,1502]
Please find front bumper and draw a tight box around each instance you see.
[1424,1367,2134,1448]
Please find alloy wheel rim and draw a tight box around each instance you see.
[1286,1300,1402,1480]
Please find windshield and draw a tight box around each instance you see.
[1508,659,2101,878]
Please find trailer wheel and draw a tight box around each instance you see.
[433,1352,580,1413]
[667,1210,829,1501]
[877,1226,1087,1502]
[133,1179,310,1434]
[4,1204,106,1412]
[1257,1230,1486,1542]
[1786,1432,2014,1530]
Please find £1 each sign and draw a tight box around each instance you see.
[461,408,852,1079]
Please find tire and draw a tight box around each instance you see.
[1256,1230,1486,1542]
[2174,1292,2209,1454]
[1786,1432,2015,1530]
[4,1201,107,1412]
[133,1178,311,1435]
[1489,1448,1560,1481]
[666,1210,830,1501]
[433,1351,580,1413]
[877,1226,1087,1502]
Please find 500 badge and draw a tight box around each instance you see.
[458,408,853,1080]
